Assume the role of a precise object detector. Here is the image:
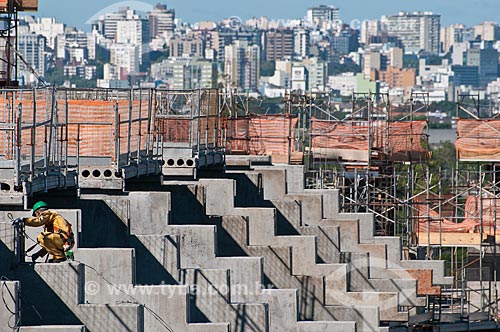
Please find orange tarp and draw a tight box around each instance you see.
[156,118,191,143]
[310,119,427,157]
[0,95,151,161]
[415,194,500,234]
[456,119,500,161]
[225,115,298,157]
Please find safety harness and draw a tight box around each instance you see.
[45,220,75,250]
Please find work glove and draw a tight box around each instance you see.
[11,218,24,227]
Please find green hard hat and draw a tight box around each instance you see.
[32,201,49,216]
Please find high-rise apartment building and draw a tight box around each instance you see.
[203,29,260,63]
[151,58,215,89]
[440,24,465,53]
[474,22,500,41]
[169,36,204,58]
[17,33,46,83]
[306,5,340,25]
[382,12,441,54]
[96,9,128,40]
[115,10,149,65]
[28,17,64,49]
[293,27,310,59]
[466,44,499,87]
[361,20,381,44]
[224,40,260,92]
[148,4,175,39]
[265,29,294,62]
[110,43,140,75]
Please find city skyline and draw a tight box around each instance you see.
[35,0,500,30]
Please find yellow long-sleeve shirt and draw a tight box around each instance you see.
[25,210,72,241]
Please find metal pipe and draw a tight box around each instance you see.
[64,90,69,188]
[30,89,36,182]
[137,88,143,164]
[76,124,80,196]
[114,102,119,167]
[145,89,153,167]
[127,89,133,165]
[14,99,21,188]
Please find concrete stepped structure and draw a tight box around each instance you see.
[145,165,452,330]
[0,215,230,332]
[220,164,452,292]
[197,179,407,325]
[0,162,456,332]
[72,248,232,332]
[101,191,357,332]
[246,165,453,287]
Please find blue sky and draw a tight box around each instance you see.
[34,0,499,30]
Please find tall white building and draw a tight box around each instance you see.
[382,12,441,54]
[474,22,500,41]
[224,41,260,92]
[17,33,46,84]
[110,44,140,75]
[441,24,465,53]
[96,10,128,40]
[306,5,340,26]
[294,27,310,59]
[302,57,327,91]
[151,58,215,89]
[361,20,381,44]
[115,10,149,65]
[103,63,120,81]
[28,17,64,50]
[329,72,357,96]
[55,29,95,61]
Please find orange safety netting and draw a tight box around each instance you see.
[456,119,500,161]
[117,99,150,156]
[0,91,53,160]
[155,89,220,148]
[0,95,152,161]
[156,118,191,143]
[225,115,298,157]
[310,119,427,159]
[415,194,500,234]
[64,100,115,158]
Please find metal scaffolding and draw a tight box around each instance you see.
[0,87,226,205]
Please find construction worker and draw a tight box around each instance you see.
[13,201,75,263]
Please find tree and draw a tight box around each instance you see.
[260,61,276,77]
[328,62,361,76]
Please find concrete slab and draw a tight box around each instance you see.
[18,327,86,332]
[0,281,19,332]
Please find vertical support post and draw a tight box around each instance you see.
[127,89,133,166]
[14,100,21,188]
[479,164,484,313]
[145,89,153,167]
[64,90,69,188]
[204,91,208,152]
[197,89,201,155]
[44,125,48,192]
[76,124,80,196]
[426,167,431,260]
[30,89,36,182]
[114,101,120,168]
[47,86,56,166]
[137,88,143,163]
